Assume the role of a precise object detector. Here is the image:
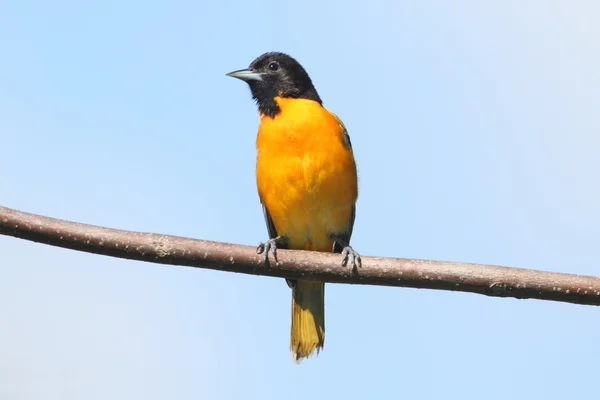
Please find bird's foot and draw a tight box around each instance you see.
[331,235,362,273]
[256,235,288,266]
[341,246,362,273]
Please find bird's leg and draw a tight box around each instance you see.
[331,234,362,273]
[256,235,288,265]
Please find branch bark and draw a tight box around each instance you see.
[1,205,599,306]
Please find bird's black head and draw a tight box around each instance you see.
[227,52,322,118]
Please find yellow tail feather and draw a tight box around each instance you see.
[290,280,325,363]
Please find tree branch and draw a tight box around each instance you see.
[1,205,599,306]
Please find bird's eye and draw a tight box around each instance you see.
[268,62,279,71]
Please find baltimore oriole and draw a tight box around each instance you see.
[227,52,360,362]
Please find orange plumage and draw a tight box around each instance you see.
[256,97,357,253]
[227,52,359,362]
[256,97,357,361]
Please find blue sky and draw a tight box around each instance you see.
[1,1,599,398]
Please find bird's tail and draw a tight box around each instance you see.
[290,280,325,363]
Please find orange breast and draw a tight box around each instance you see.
[255,97,358,252]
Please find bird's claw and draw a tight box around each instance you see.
[341,246,362,273]
[256,236,287,265]
[331,234,361,274]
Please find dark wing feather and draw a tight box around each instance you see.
[262,203,294,288]
[330,113,357,254]
[332,204,356,254]
[262,203,279,242]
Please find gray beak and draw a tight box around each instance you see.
[226,69,263,82]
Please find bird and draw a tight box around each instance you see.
[227,52,360,362]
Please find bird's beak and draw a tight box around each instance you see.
[226,69,263,82]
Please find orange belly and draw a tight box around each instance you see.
[256,97,358,252]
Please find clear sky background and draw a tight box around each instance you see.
[1,1,599,399]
